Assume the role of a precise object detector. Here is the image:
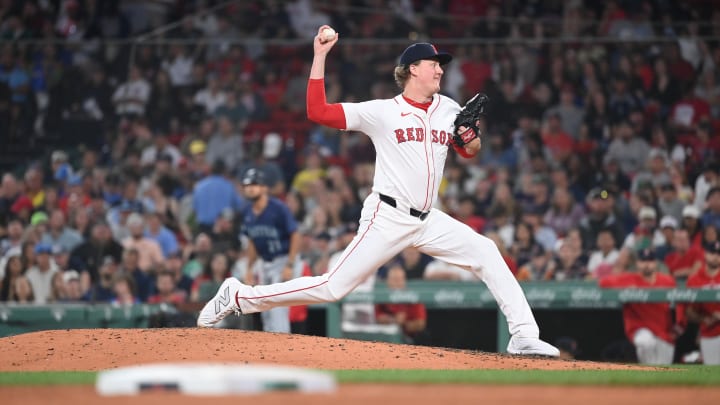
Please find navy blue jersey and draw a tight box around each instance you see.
[241,198,298,262]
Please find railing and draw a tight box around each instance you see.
[326,281,720,352]
[0,303,169,338]
[2,281,718,353]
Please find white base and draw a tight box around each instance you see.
[96,363,337,396]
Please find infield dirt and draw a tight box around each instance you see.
[2,328,720,405]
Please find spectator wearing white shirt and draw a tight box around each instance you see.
[112,65,151,117]
[587,228,620,279]
[140,131,182,168]
[162,44,194,87]
[194,75,227,115]
[25,244,59,304]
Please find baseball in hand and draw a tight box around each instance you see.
[320,27,336,43]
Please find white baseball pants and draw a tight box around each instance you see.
[633,328,675,365]
[700,335,720,365]
[236,192,540,338]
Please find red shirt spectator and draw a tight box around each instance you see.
[686,264,720,338]
[542,114,575,163]
[664,228,704,279]
[669,95,711,130]
[375,265,427,338]
[600,267,677,344]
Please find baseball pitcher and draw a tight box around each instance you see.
[198,26,559,356]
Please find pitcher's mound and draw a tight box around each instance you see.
[0,328,641,371]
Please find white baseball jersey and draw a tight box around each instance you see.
[342,94,460,212]
[220,91,542,344]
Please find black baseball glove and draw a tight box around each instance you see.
[452,93,489,147]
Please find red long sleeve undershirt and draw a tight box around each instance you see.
[306,78,475,158]
[306,78,346,129]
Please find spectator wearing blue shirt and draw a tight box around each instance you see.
[40,209,84,253]
[193,160,244,232]
[701,187,720,230]
[144,211,179,257]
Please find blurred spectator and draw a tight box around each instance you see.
[579,188,626,251]
[685,240,720,365]
[681,204,703,249]
[206,207,240,257]
[182,232,213,279]
[193,75,226,115]
[657,183,685,221]
[206,116,243,172]
[190,252,231,302]
[0,218,24,257]
[544,85,585,139]
[39,209,83,252]
[24,243,58,304]
[164,252,193,297]
[605,120,650,177]
[69,221,123,284]
[693,161,720,210]
[10,275,34,304]
[238,132,287,196]
[375,264,428,344]
[454,195,484,233]
[544,187,585,238]
[656,216,679,260]
[162,44,195,88]
[111,273,139,306]
[541,113,574,165]
[121,213,164,273]
[192,159,244,232]
[702,187,720,230]
[600,249,678,365]
[144,211,179,258]
[396,247,431,280]
[147,270,187,305]
[520,206,557,253]
[215,90,249,130]
[669,84,711,132]
[0,253,24,301]
[60,270,83,302]
[587,228,620,279]
[111,65,150,118]
[0,174,22,224]
[631,149,671,193]
[621,206,665,253]
[117,248,154,303]
[547,229,588,281]
[83,256,118,303]
[140,132,182,168]
[664,228,704,280]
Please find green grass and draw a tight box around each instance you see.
[0,371,96,386]
[1,366,719,387]
[334,366,720,386]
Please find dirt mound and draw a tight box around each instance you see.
[0,328,646,371]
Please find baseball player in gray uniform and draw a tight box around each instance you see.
[199,26,559,357]
[239,168,303,333]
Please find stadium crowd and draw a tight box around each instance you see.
[0,0,719,321]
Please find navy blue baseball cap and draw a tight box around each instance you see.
[399,43,452,66]
[636,248,656,261]
[704,240,720,254]
[242,168,266,186]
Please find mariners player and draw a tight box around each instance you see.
[600,249,678,364]
[239,168,302,333]
[686,241,720,365]
[198,26,559,357]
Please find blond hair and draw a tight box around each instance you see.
[393,61,421,89]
